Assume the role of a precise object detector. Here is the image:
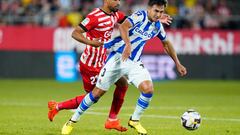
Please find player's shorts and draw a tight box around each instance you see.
[79,62,100,93]
[96,52,152,91]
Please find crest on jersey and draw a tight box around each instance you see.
[81,18,90,26]
[132,11,142,20]
[132,14,138,20]
[135,11,142,16]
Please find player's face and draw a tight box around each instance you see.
[106,0,120,12]
[148,4,165,22]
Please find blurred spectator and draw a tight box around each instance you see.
[131,0,148,13]
[189,1,205,29]
[165,0,178,17]
[59,0,71,11]
[0,0,239,29]
[216,0,231,29]
[57,11,69,27]
[203,0,220,29]
[67,9,83,27]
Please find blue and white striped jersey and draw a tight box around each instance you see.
[104,10,167,62]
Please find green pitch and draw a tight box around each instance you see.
[0,80,239,135]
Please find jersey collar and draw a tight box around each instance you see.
[99,8,114,16]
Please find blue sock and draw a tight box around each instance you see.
[131,92,153,121]
[71,92,98,121]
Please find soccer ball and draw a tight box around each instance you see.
[181,109,201,130]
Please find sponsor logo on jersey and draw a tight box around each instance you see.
[104,30,113,38]
[134,27,152,38]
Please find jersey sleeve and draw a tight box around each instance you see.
[116,11,127,24]
[127,10,145,26]
[79,14,98,31]
[157,24,167,41]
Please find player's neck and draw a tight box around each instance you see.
[100,6,112,15]
[147,11,154,22]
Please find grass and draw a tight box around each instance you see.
[0,79,239,135]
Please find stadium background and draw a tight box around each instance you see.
[0,0,240,80]
[0,0,240,135]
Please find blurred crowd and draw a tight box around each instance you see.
[0,0,239,29]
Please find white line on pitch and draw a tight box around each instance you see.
[1,102,240,122]
[83,111,240,122]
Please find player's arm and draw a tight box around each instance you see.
[72,26,103,47]
[162,40,187,76]
[119,19,133,61]
[118,11,144,61]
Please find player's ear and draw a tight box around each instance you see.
[147,5,152,12]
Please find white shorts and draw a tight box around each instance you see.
[96,52,152,91]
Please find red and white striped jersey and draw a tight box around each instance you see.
[79,8,126,72]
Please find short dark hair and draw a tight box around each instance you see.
[148,0,168,7]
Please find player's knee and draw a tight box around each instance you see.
[138,80,154,94]
[144,87,154,94]
[115,76,128,87]
[92,87,106,99]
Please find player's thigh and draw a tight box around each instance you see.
[128,62,152,90]
[96,54,123,91]
[80,68,98,93]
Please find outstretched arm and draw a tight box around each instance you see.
[162,40,187,76]
[72,26,103,47]
[159,13,173,25]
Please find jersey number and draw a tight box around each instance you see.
[101,68,106,77]
[90,75,98,85]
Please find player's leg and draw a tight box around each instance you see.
[70,87,106,122]
[62,87,106,135]
[127,62,153,135]
[105,76,128,131]
[68,52,123,122]
[128,80,153,135]
[62,75,120,134]
[55,70,96,110]
[48,94,86,121]
[62,53,123,134]
[131,81,153,120]
[48,64,97,122]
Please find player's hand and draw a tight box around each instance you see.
[176,63,187,76]
[122,43,131,61]
[91,38,104,47]
[159,13,172,25]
